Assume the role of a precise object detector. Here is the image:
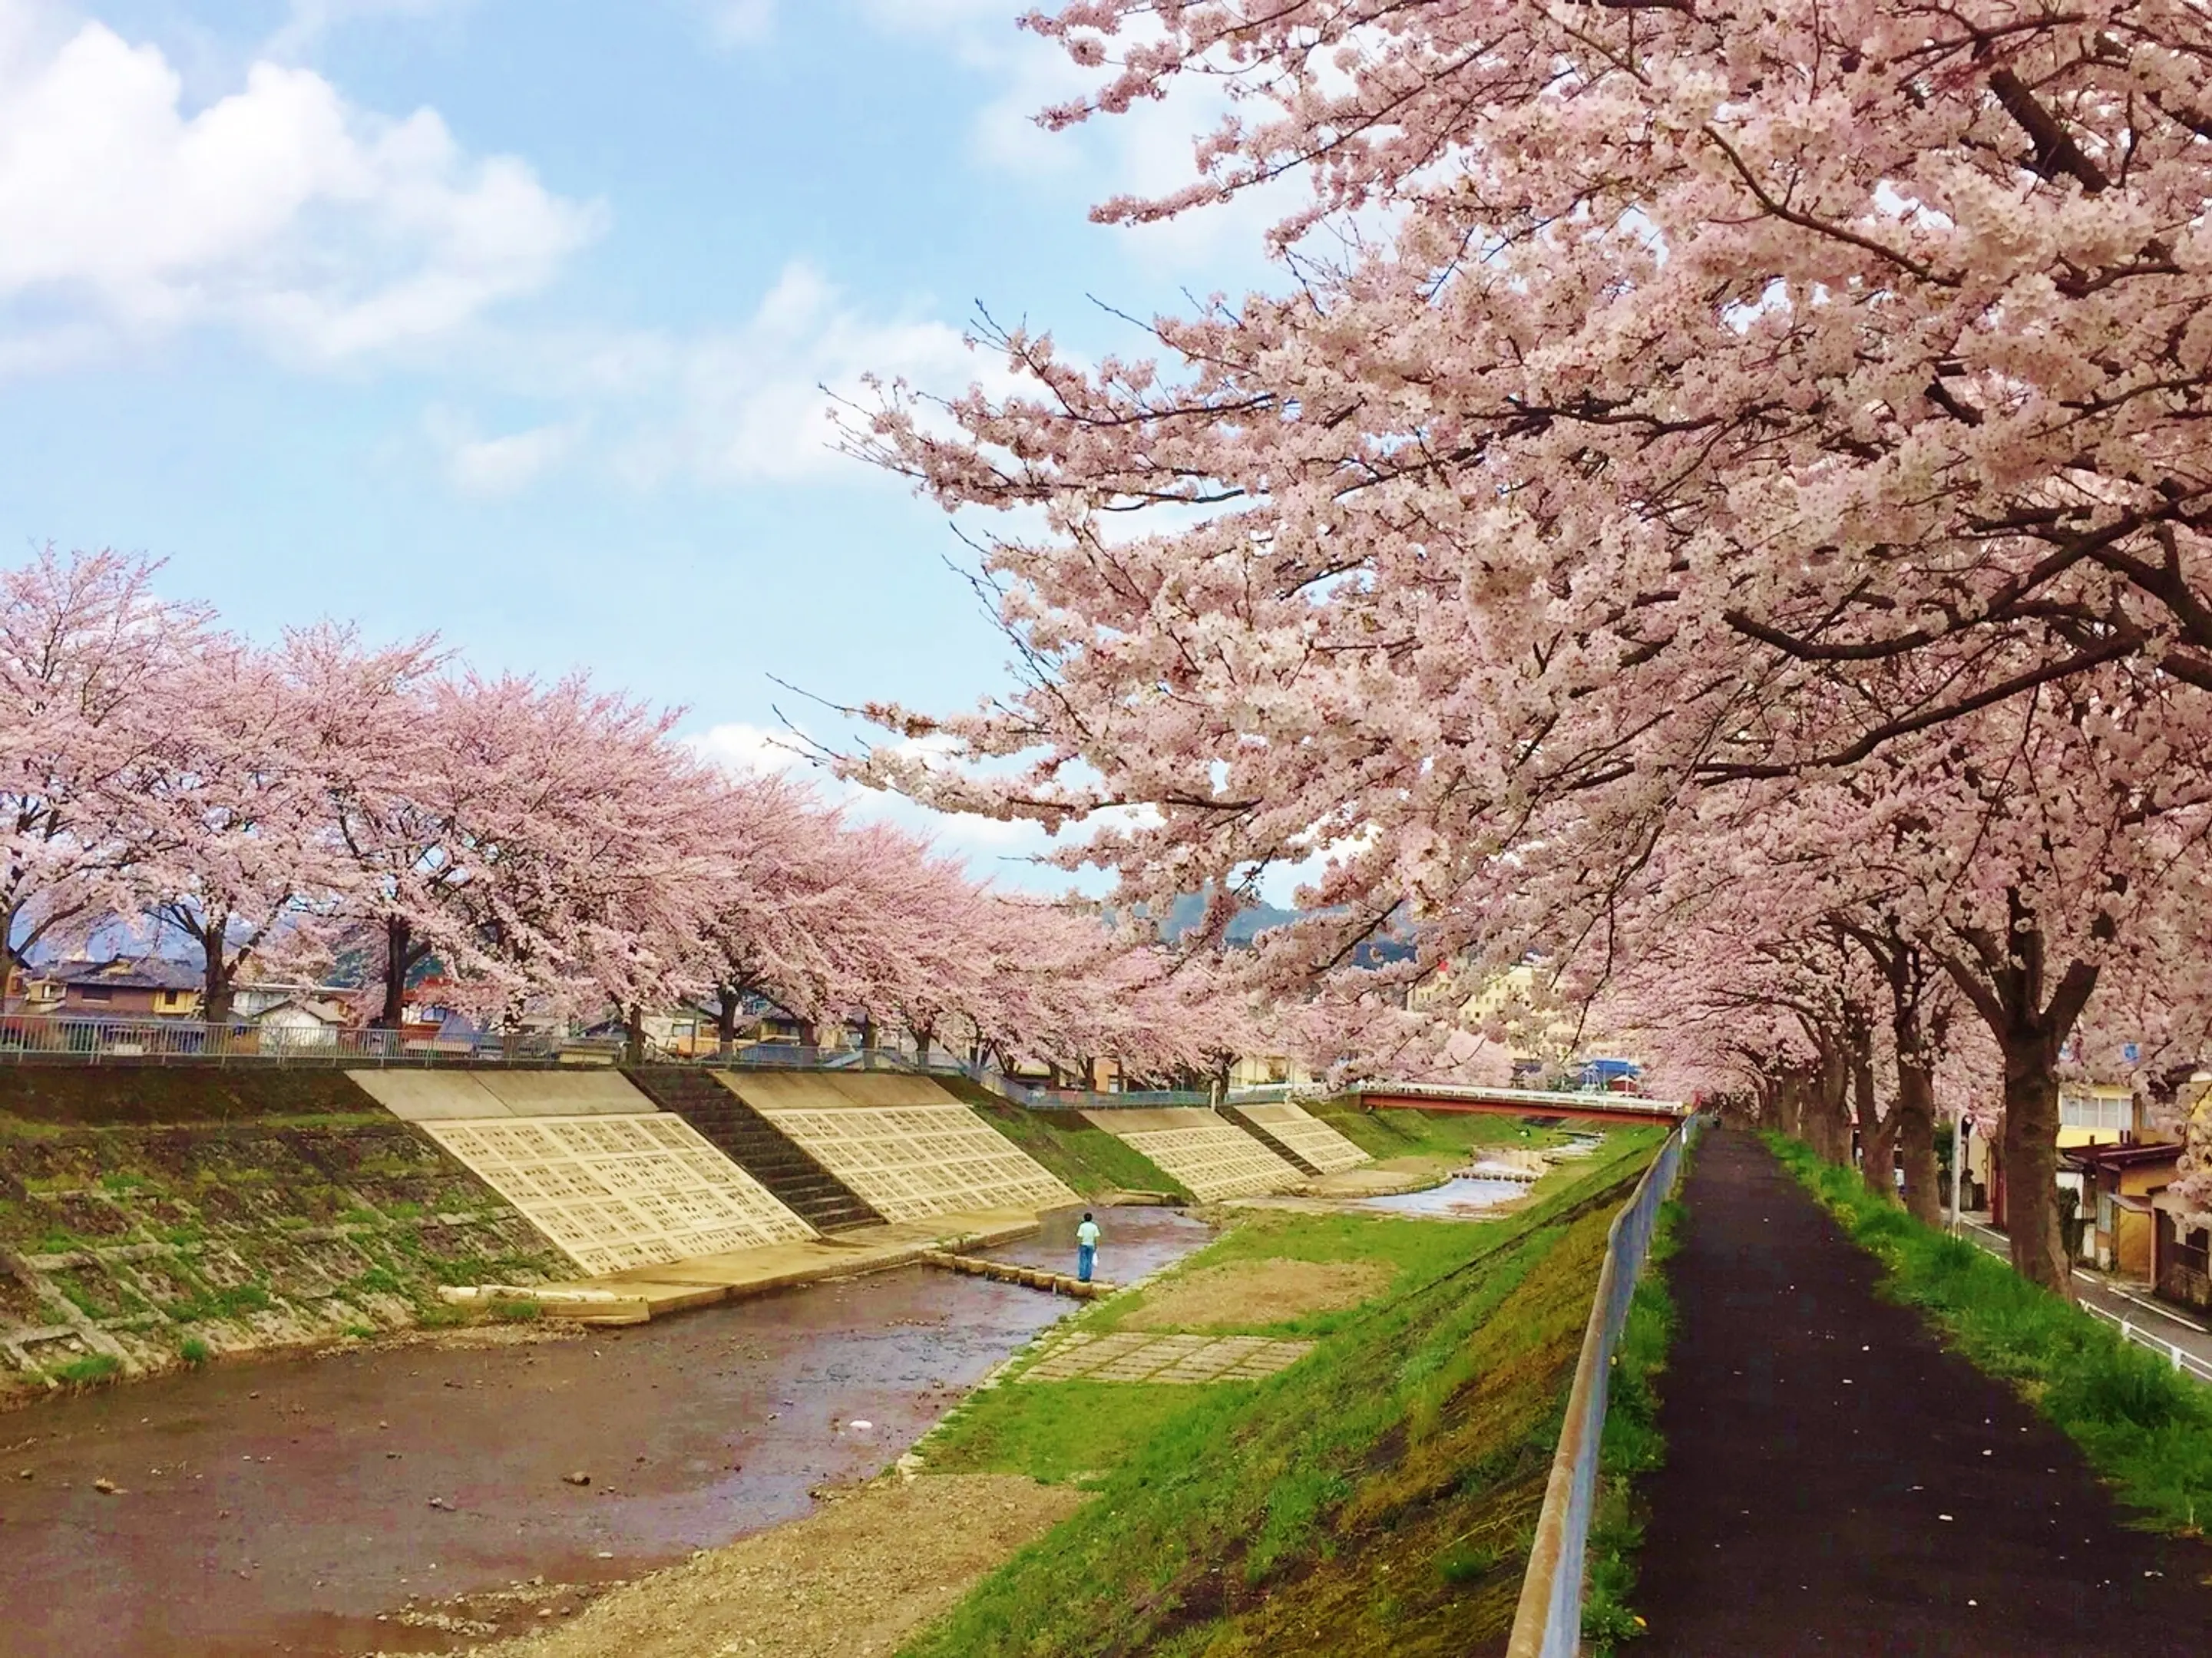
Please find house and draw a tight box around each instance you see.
[251,996,353,1052]
[1985,1082,2143,1235]
[18,957,203,1019]
[2151,1197,2211,1315]
[2063,1140,2183,1278]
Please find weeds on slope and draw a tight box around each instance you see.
[900,1128,1663,1658]
[1767,1134,2212,1535]
[964,1098,1195,1201]
[1307,1105,1563,1164]
[1580,1196,1686,1653]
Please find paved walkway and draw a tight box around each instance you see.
[1638,1129,2212,1656]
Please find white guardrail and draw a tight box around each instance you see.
[1952,1219,2212,1386]
[1506,1111,1706,1658]
[2080,1301,2212,1385]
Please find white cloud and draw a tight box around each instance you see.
[438,259,994,493]
[688,718,1066,885]
[694,0,775,47]
[846,1,1289,274]
[617,262,981,486]
[689,719,814,779]
[423,406,580,496]
[265,0,468,60]
[0,3,600,368]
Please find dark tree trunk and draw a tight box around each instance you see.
[376,915,422,1029]
[716,985,741,1058]
[200,930,235,1029]
[1939,893,2101,1297]
[1894,1054,1942,1225]
[1999,1029,2071,1293]
[1805,1039,1853,1164]
[1848,1016,1895,1199]
[624,1002,646,1066]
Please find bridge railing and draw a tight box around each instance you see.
[1507,1111,1707,1658]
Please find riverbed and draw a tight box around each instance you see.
[1357,1175,1533,1219]
[0,1207,1211,1657]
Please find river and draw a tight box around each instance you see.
[0,1206,1210,1657]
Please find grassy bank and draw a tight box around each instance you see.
[1581,1195,1685,1653]
[1308,1102,1566,1164]
[963,1097,1195,1201]
[0,1067,383,1126]
[901,1127,1664,1657]
[1767,1133,2212,1534]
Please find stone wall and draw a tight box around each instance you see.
[0,1070,567,1402]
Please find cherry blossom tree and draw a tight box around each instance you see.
[279,623,449,1027]
[0,549,206,995]
[117,636,341,1026]
[833,2,2212,1291]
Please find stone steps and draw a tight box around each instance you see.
[1222,1105,1326,1176]
[620,1068,884,1234]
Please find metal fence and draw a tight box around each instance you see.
[1507,1112,1706,1658]
[0,1015,564,1065]
[2078,1300,2212,1386]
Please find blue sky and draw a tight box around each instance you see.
[0,0,1275,889]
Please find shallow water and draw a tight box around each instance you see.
[1357,1176,1531,1219]
[0,1207,1208,1658]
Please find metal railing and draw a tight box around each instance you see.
[1507,1112,1706,1658]
[0,1014,564,1065]
[1357,1079,1689,1118]
[2078,1300,2212,1385]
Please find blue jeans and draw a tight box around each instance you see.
[1076,1243,1096,1283]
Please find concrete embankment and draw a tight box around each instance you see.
[0,1068,567,1402]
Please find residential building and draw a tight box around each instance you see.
[12,957,202,1019]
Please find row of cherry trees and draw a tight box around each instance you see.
[841,0,2212,1287]
[0,548,1255,1080]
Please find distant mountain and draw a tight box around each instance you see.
[1156,890,1301,946]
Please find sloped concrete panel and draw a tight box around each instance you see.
[416,1114,815,1276]
[1238,1101,1371,1174]
[471,1070,656,1115]
[1082,1108,1304,1200]
[737,1092,1078,1222]
[347,1071,509,1120]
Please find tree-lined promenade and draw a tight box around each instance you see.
[836,0,2212,1286]
[0,548,1265,1084]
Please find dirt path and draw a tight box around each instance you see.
[451,1474,1084,1658]
[1638,1129,2212,1656]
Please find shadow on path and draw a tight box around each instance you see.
[1637,1128,2212,1656]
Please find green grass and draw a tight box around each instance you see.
[1581,1196,1685,1653]
[1767,1133,2212,1535]
[898,1128,1663,1658]
[179,1336,211,1366]
[928,1381,1212,1485]
[1307,1104,1565,1164]
[164,1281,275,1323]
[961,1097,1194,1200]
[489,1296,544,1323]
[52,1352,121,1386]
[1093,1209,1510,1341]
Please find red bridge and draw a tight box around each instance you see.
[1350,1081,1688,1128]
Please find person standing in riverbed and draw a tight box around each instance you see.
[1076,1212,1101,1283]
